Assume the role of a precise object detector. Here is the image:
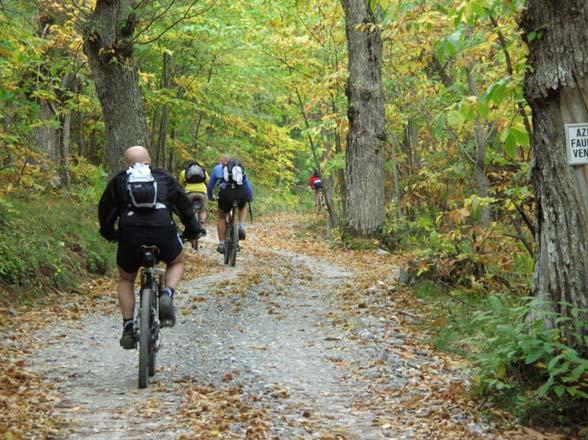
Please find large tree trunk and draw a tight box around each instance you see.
[341,0,385,235]
[83,0,148,176]
[522,1,588,349]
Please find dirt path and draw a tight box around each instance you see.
[12,221,497,439]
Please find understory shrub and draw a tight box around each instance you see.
[0,198,115,299]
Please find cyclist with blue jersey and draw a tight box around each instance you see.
[207,155,253,254]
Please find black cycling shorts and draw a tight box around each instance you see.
[117,225,183,274]
[218,186,248,213]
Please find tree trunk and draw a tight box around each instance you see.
[156,52,171,169]
[83,0,148,176]
[522,1,588,349]
[59,112,71,186]
[465,65,491,227]
[341,0,386,235]
[30,102,58,160]
[402,120,419,170]
[150,107,160,160]
[331,95,347,213]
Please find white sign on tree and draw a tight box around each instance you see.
[565,123,588,165]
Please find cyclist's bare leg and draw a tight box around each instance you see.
[118,267,137,320]
[164,248,185,289]
[216,208,227,241]
[238,203,248,226]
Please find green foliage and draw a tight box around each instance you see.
[251,185,312,217]
[473,298,588,400]
[417,284,588,424]
[68,158,109,203]
[0,198,114,299]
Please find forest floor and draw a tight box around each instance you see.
[0,213,566,439]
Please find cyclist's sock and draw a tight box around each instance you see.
[219,240,225,245]
[123,319,134,330]
[161,287,174,298]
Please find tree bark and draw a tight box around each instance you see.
[402,120,418,170]
[331,95,347,213]
[59,112,71,186]
[156,52,171,168]
[341,0,386,235]
[30,102,58,160]
[83,0,148,176]
[465,65,491,227]
[522,1,588,349]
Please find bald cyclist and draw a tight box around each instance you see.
[98,146,200,349]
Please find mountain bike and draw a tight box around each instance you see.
[224,200,239,267]
[137,245,164,389]
[190,199,203,251]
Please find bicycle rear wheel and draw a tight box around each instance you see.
[138,288,153,389]
[229,218,238,267]
[224,226,231,265]
[191,210,201,250]
[148,285,158,377]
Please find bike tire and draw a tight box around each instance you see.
[229,220,238,267]
[148,286,158,377]
[138,288,152,389]
[191,212,201,251]
[224,228,231,265]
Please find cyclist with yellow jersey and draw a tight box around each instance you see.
[179,161,209,236]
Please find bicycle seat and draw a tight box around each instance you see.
[138,245,159,268]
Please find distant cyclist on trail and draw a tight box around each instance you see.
[207,155,253,254]
[98,146,201,349]
[309,169,323,204]
[178,159,209,236]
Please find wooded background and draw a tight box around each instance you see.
[1,0,587,418]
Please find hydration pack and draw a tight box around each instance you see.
[222,159,245,186]
[126,163,158,210]
[185,163,206,184]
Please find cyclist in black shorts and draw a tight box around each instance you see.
[207,156,253,254]
[98,146,201,349]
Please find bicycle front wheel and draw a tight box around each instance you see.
[138,288,153,389]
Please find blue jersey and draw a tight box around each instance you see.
[207,163,253,201]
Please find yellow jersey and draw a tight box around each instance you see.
[179,168,209,194]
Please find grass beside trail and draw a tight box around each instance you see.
[0,197,115,304]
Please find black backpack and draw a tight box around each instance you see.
[222,159,245,186]
[185,163,206,184]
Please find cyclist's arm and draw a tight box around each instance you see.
[98,178,120,240]
[168,174,197,229]
[178,169,186,187]
[207,172,217,200]
[244,177,253,202]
